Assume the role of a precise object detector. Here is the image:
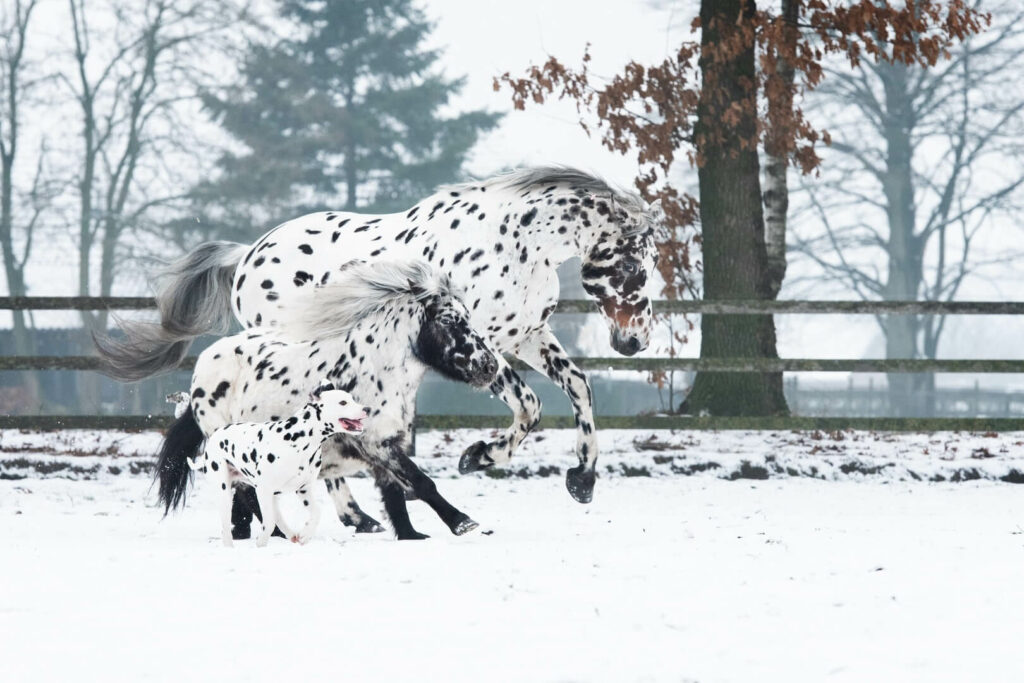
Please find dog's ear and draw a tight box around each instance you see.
[309,379,335,402]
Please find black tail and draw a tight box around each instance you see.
[155,406,204,515]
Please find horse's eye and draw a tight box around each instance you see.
[622,261,639,275]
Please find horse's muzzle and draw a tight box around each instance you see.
[611,330,644,356]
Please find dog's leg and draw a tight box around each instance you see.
[296,486,320,544]
[271,494,296,541]
[217,467,234,547]
[254,488,278,548]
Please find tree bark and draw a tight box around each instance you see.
[682,0,789,416]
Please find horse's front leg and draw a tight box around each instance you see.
[318,436,385,533]
[368,432,478,538]
[458,354,542,474]
[514,327,598,504]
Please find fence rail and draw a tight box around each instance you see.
[3,296,1024,315]
[2,355,1021,373]
[3,297,1023,432]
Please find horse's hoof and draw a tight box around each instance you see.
[451,516,479,536]
[566,465,596,504]
[354,517,385,534]
[396,529,430,541]
[459,441,494,474]
[231,524,252,540]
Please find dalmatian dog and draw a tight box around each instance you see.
[190,385,368,547]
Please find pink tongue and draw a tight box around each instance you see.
[340,418,362,431]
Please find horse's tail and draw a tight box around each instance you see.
[93,241,248,382]
[155,406,204,515]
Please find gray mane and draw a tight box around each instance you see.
[275,260,454,341]
[441,166,651,234]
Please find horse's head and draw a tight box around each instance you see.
[580,196,660,356]
[414,286,499,388]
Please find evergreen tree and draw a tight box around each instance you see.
[184,0,499,240]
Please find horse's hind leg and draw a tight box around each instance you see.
[324,477,384,533]
[320,439,384,533]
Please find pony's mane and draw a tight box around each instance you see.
[440,166,651,233]
[274,260,453,341]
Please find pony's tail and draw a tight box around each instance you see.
[93,241,248,382]
[155,406,204,515]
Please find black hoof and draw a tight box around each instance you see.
[451,515,479,536]
[355,516,385,534]
[566,465,596,504]
[231,524,252,540]
[396,529,430,540]
[459,441,494,474]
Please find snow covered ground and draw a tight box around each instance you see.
[3,428,1024,682]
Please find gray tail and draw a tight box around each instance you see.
[93,241,247,382]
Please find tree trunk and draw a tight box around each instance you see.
[762,0,798,300]
[682,0,789,416]
[878,63,928,417]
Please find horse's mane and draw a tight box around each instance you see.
[275,260,454,341]
[440,166,651,233]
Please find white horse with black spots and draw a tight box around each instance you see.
[153,261,498,540]
[96,167,661,537]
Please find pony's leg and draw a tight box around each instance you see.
[323,477,384,533]
[319,437,384,533]
[458,354,542,474]
[378,479,429,540]
[231,484,286,539]
[254,488,278,548]
[296,486,321,544]
[514,327,598,504]
[374,434,478,537]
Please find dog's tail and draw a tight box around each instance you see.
[155,406,204,515]
[94,241,247,382]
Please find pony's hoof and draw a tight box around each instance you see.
[396,529,430,540]
[459,441,494,474]
[566,465,596,504]
[451,516,479,536]
[354,517,385,534]
[231,524,252,540]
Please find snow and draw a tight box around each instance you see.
[3,428,1024,681]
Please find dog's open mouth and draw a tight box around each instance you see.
[338,418,364,434]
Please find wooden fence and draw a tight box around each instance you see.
[2,296,1023,432]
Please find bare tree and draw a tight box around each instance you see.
[791,3,1024,415]
[61,0,248,408]
[0,0,54,408]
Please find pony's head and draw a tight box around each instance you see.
[579,194,660,357]
[277,260,498,388]
[414,284,499,388]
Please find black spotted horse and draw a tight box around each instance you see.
[191,386,368,547]
[95,166,662,534]
[154,260,498,540]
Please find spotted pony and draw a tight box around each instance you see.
[155,261,498,540]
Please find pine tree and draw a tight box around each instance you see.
[185,0,499,240]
